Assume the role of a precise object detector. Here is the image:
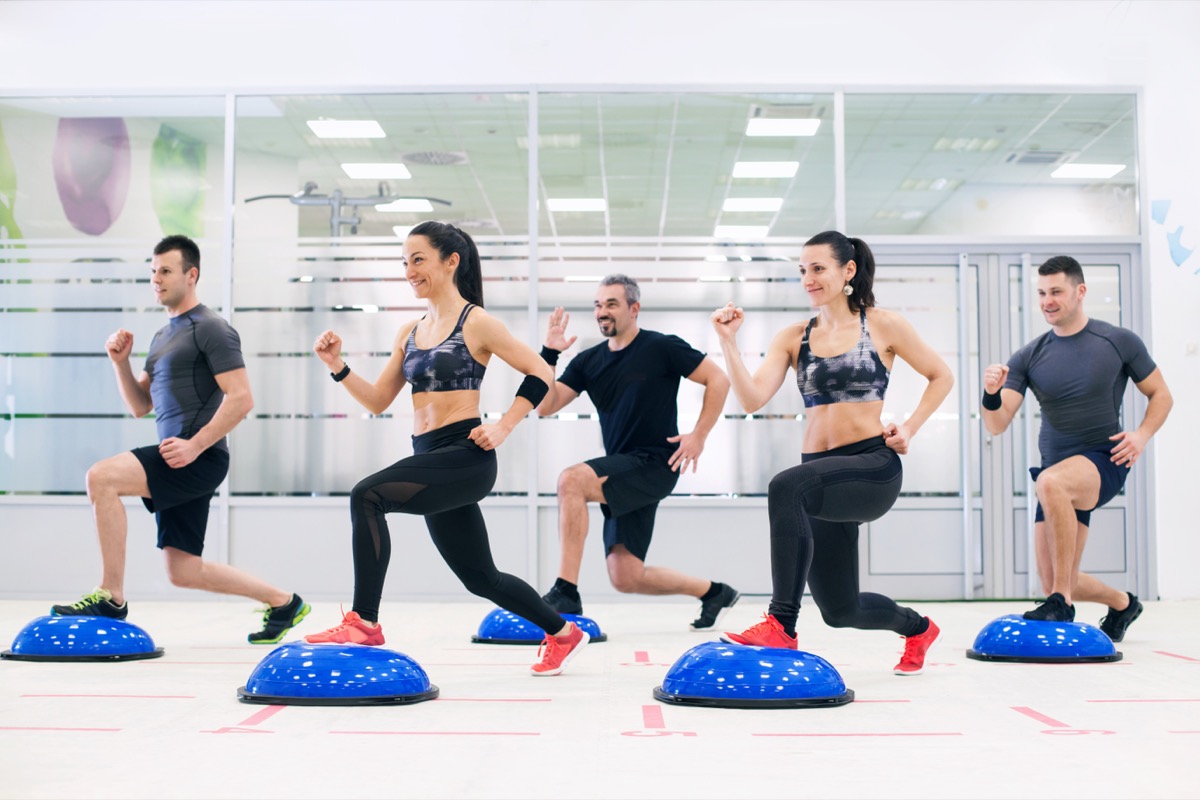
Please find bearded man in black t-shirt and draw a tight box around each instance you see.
[535,274,740,630]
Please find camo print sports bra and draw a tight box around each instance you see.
[796,310,889,407]
[402,304,487,393]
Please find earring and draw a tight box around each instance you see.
[843,283,854,296]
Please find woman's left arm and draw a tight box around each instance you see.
[465,310,557,451]
[874,309,955,454]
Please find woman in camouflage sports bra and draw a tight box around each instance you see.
[711,230,954,676]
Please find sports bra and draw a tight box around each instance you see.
[402,304,487,393]
[795,309,889,407]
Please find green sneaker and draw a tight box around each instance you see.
[248,594,311,644]
[51,587,128,620]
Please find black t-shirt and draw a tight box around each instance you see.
[558,329,706,456]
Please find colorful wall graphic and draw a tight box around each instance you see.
[52,117,132,236]
[0,120,24,255]
[151,123,207,238]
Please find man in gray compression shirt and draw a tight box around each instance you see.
[51,235,310,644]
[981,256,1172,637]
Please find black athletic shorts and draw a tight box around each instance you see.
[1031,445,1130,527]
[586,450,679,562]
[131,443,229,556]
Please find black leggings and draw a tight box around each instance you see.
[767,436,924,638]
[349,418,564,633]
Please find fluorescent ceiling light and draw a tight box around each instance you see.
[746,119,820,137]
[342,163,412,179]
[548,198,607,212]
[376,199,434,212]
[723,197,784,212]
[393,225,415,238]
[714,225,770,239]
[306,119,386,138]
[732,161,799,178]
[1051,163,1126,179]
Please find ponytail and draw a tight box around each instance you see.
[408,220,485,307]
[804,230,876,313]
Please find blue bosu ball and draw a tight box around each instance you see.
[653,641,854,708]
[1,615,163,662]
[1,618,163,662]
[966,614,1122,663]
[471,607,607,644]
[237,642,439,706]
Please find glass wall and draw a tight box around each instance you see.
[0,89,1140,499]
[846,93,1138,236]
[0,96,227,493]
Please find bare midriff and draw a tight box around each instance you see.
[801,400,886,453]
[411,390,483,436]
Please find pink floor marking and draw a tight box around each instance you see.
[435,698,551,703]
[238,705,286,727]
[1154,651,1200,662]
[641,705,665,729]
[1087,698,1200,703]
[21,694,194,699]
[634,651,650,663]
[329,730,539,736]
[752,732,962,737]
[1012,706,1069,727]
[0,726,121,732]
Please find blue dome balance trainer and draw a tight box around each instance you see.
[471,607,607,644]
[654,641,854,708]
[237,641,439,706]
[966,615,1122,663]
[1,615,164,662]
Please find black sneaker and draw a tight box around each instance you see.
[1099,592,1143,643]
[248,594,312,644]
[51,587,128,619]
[1023,592,1075,622]
[691,583,741,630]
[542,584,583,615]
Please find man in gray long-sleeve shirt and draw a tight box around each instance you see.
[981,255,1172,640]
[51,235,310,644]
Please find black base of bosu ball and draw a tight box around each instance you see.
[237,641,439,706]
[653,641,854,709]
[1,615,164,662]
[966,615,1122,663]
[471,607,607,644]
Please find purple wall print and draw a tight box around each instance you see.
[52,117,131,235]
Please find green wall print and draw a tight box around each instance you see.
[151,124,207,238]
[0,121,26,261]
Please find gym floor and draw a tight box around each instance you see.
[1,597,1197,800]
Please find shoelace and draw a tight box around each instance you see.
[743,614,777,637]
[71,591,107,610]
[536,628,573,664]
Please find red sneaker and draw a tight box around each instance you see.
[530,622,589,676]
[303,610,385,646]
[722,614,798,649]
[893,617,939,675]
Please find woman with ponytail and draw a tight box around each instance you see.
[306,221,589,677]
[711,230,953,675]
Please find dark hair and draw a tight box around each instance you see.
[599,273,640,306]
[154,235,201,283]
[804,230,876,313]
[1038,255,1085,286]
[407,221,484,307]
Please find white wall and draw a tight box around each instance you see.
[1,0,1197,599]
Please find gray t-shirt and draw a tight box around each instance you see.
[144,304,245,452]
[1004,318,1156,467]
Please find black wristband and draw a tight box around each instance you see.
[981,389,1003,411]
[331,363,351,382]
[539,346,561,366]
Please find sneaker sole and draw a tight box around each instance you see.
[530,630,591,677]
[248,603,313,645]
[690,591,742,631]
[1104,602,1143,643]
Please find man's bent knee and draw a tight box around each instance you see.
[557,464,600,499]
